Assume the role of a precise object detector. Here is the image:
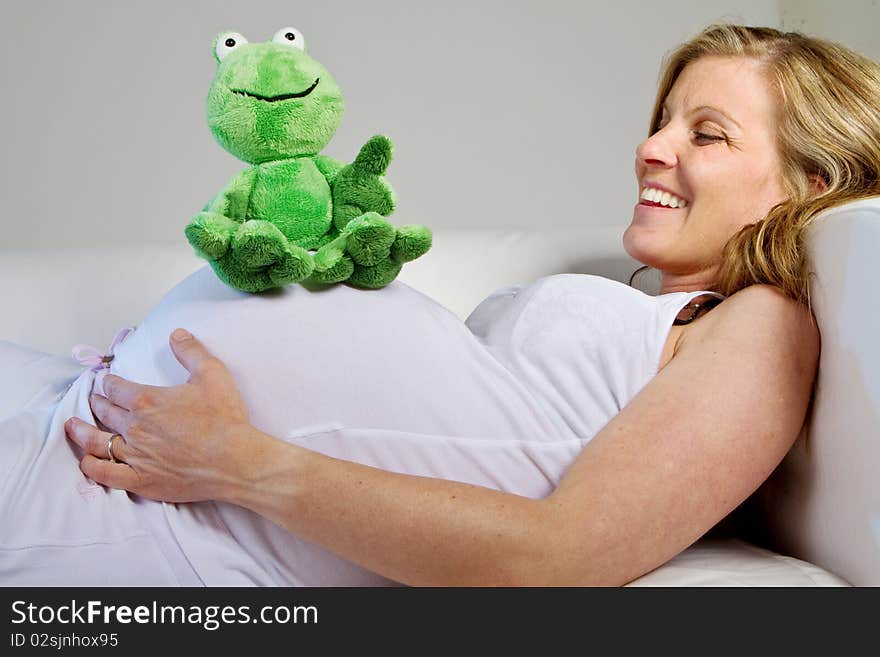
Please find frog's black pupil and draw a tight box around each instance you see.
[225,38,236,47]
[285,32,295,40]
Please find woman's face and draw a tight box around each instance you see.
[623,56,788,292]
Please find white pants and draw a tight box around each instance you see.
[0,342,200,585]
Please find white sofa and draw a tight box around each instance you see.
[3,200,878,586]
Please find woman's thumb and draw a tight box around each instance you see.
[170,328,212,374]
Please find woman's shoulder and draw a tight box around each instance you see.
[678,284,819,363]
[710,284,814,326]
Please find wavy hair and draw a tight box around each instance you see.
[638,24,880,306]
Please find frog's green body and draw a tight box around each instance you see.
[185,27,431,292]
[201,156,342,249]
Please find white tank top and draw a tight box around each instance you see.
[95,268,723,585]
[466,273,724,442]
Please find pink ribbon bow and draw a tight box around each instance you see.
[71,326,135,372]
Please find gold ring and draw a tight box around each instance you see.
[107,433,123,463]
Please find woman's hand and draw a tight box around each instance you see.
[65,328,255,503]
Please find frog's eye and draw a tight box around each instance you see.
[272,26,305,51]
[215,32,248,61]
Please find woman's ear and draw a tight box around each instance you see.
[808,172,828,194]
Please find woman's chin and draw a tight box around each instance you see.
[622,224,671,270]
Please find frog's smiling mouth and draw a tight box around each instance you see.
[230,78,320,102]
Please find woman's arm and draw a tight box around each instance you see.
[68,284,819,586]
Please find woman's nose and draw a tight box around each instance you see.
[636,129,678,168]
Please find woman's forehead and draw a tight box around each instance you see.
[664,57,774,126]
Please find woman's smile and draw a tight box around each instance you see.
[640,185,689,208]
[632,183,691,222]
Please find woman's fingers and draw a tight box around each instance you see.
[88,392,131,435]
[99,372,151,411]
[65,417,128,463]
[65,417,142,492]
[79,454,140,492]
[95,331,227,416]
[89,329,219,411]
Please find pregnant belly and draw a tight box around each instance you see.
[105,266,563,443]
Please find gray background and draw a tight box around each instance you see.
[1,0,875,249]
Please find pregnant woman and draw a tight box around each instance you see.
[4,23,880,586]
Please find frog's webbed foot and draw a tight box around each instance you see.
[339,218,432,289]
[310,246,354,284]
[200,220,313,293]
[390,224,432,263]
[185,212,239,260]
[347,259,404,289]
[230,220,313,288]
[306,228,353,284]
[345,212,396,266]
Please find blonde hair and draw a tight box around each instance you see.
[645,24,880,306]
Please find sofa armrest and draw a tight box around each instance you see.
[750,197,880,586]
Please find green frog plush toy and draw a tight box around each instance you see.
[185,26,432,293]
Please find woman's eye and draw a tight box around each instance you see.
[692,130,724,143]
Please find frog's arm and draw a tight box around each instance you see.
[330,136,397,231]
[202,167,257,221]
[298,158,344,253]
[186,167,257,261]
[313,155,347,187]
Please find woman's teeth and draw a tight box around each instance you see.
[640,187,688,208]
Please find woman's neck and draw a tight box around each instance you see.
[659,267,718,294]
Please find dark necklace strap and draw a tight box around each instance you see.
[673,293,723,326]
